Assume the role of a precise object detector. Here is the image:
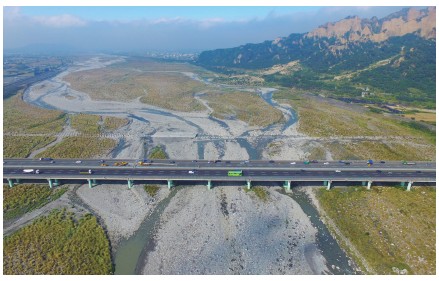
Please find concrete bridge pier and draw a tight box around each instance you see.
[367,181,373,190]
[88,179,93,189]
[247,180,252,190]
[406,181,414,191]
[167,180,174,189]
[283,180,291,192]
[128,180,134,189]
[7,178,14,188]
[207,180,212,190]
[326,180,332,191]
[48,179,53,189]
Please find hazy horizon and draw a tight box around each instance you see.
[3,6,418,54]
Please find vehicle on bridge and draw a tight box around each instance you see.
[79,169,92,174]
[39,157,52,161]
[114,161,128,166]
[138,161,151,166]
[228,170,243,176]
[367,159,374,166]
[403,161,416,165]
[23,169,39,174]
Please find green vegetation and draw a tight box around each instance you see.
[325,140,434,161]
[148,146,168,160]
[274,90,435,160]
[3,136,57,158]
[3,184,67,220]
[102,116,129,131]
[3,93,66,133]
[244,186,269,202]
[64,60,206,112]
[70,114,128,134]
[317,186,436,274]
[3,209,112,274]
[70,114,101,134]
[144,185,160,197]
[205,91,284,127]
[139,72,206,112]
[35,137,116,158]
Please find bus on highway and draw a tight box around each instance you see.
[228,170,243,176]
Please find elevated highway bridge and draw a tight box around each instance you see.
[3,158,436,191]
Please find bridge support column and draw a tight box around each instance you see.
[326,180,332,191]
[7,179,14,188]
[88,179,93,189]
[283,181,291,192]
[247,180,251,190]
[406,181,413,191]
[92,179,97,186]
[48,179,53,189]
[167,180,174,189]
[15,178,20,184]
[367,181,373,190]
[207,180,212,190]
[54,179,59,187]
[128,180,134,189]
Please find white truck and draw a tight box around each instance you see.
[23,169,40,174]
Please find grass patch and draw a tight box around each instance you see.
[3,136,57,158]
[3,209,112,274]
[3,184,68,220]
[35,137,116,158]
[144,185,160,197]
[205,91,284,127]
[63,61,206,112]
[244,186,269,202]
[70,114,101,134]
[325,140,435,161]
[3,93,66,134]
[276,90,433,140]
[102,116,129,131]
[148,146,168,160]
[317,186,436,274]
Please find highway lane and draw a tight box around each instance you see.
[3,167,436,182]
[3,158,436,172]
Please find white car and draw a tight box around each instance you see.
[188,170,195,174]
[335,170,341,173]
[75,160,82,164]
[324,162,329,165]
[290,162,296,165]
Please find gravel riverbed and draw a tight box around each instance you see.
[141,185,329,274]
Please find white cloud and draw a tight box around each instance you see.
[32,14,87,27]
[3,6,22,20]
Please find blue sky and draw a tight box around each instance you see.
[2,5,423,53]
[19,6,318,21]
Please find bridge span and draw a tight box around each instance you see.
[3,158,436,191]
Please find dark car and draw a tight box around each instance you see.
[169,161,175,164]
[269,160,275,163]
[39,157,53,161]
[311,160,318,163]
[344,162,351,165]
[376,170,382,173]
[380,161,385,164]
